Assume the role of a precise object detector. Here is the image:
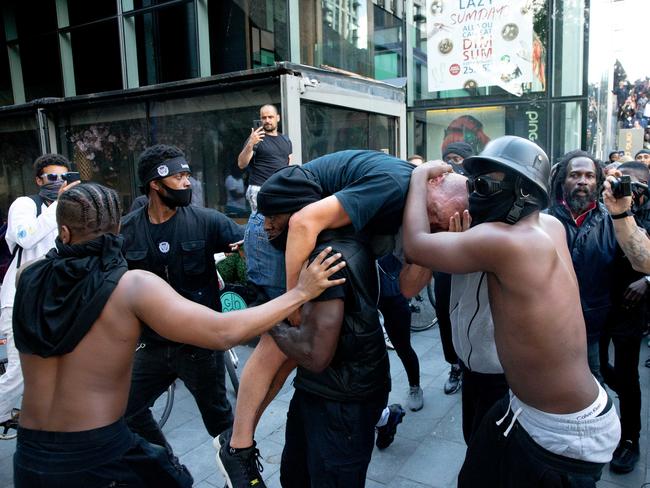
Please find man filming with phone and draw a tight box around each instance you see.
[0,153,79,435]
[237,104,293,300]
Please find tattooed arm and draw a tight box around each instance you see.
[612,217,650,273]
[603,176,650,273]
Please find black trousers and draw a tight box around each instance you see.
[599,309,643,443]
[281,388,387,488]
[460,365,508,445]
[433,272,459,365]
[459,397,605,488]
[14,419,193,488]
[378,294,420,387]
[125,340,233,449]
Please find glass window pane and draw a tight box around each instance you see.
[301,101,397,161]
[409,0,548,102]
[20,33,64,100]
[67,0,117,26]
[552,0,585,97]
[208,0,289,74]
[134,2,199,86]
[552,101,582,161]
[57,104,149,212]
[0,19,13,106]
[0,115,41,216]
[148,84,281,218]
[70,20,122,95]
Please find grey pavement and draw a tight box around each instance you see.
[1,298,650,487]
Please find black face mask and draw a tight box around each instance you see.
[39,181,64,203]
[268,226,289,251]
[449,162,466,175]
[158,182,192,208]
[468,191,517,227]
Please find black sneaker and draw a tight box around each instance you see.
[444,364,462,395]
[216,439,266,488]
[376,404,405,450]
[610,440,640,474]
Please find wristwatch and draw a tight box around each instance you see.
[611,210,634,220]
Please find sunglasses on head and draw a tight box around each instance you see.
[466,175,514,197]
[39,172,78,182]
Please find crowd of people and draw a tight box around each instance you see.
[2,103,650,488]
[615,77,650,150]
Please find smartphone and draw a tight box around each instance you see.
[62,172,81,183]
[253,119,263,129]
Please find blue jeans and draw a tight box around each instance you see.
[244,212,285,299]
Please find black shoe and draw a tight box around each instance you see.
[376,404,405,450]
[610,440,639,474]
[444,364,462,395]
[216,439,266,488]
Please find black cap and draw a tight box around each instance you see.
[257,166,323,216]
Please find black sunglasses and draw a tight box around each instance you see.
[466,175,514,197]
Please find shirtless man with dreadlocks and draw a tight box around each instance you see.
[10,182,345,488]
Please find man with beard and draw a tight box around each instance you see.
[598,161,650,473]
[403,136,620,487]
[120,144,244,452]
[547,150,615,382]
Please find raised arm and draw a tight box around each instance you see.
[237,128,265,170]
[284,196,352,291]
[269,299,344,372]
[130,247,346,350]
[603,177,650,273]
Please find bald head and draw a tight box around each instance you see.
[426,173,468,231]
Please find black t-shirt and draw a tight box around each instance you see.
[248,133,292,186]
[304,150,413,235]
[146,214,177,268]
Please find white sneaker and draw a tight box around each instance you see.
[407,386,423,411]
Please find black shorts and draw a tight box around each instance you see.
[458,397,606,488]
[14,418,193,488]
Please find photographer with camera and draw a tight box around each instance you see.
[598,161,650,474]
[0,154,78,433]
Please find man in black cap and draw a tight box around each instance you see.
[403,136,620,487]
[635,149,650,167]
[120,144,244,452]
[442,141,474,175]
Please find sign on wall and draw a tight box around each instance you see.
[618,128,644,158]
[426,0,535,96]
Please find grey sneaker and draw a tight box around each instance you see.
[444,364,462,395]
[406,386,423,411]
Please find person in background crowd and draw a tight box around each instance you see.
[599,161,650,473]
[635,149,650,166]
[121,145,244,453]
[238,104,292,301]
[0,154,77,434]
[547,151,615,383]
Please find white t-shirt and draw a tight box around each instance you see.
[0,197,59,309]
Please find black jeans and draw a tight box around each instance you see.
[459,397,605,488]
[125,340,233,449]
[460,364,508,445]
[281,388,387,488]
[14,419,193,488]
[599,308,643,443]
[433,272,459,365]
[378,294,420,387]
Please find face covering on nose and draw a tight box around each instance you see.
[39,180,64,203]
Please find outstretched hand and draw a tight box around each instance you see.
[295,246,346,301]
[448,210,471,232]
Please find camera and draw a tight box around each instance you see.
[611,175,632,198]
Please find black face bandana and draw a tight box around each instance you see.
[468,191,517,227]
[12,234,128,357]
[158,183,192,208]
[268,226,289,251]
[39,181,64,203]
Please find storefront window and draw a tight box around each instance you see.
[0,115,41,217]
[209,0,289,75]
[552,0,585,97]
[301,101,396,161]
[56,104,148,212]
[300,0,404,80]
[552,101,582,160]
[409,0,548,103]
[149,84,281,218]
